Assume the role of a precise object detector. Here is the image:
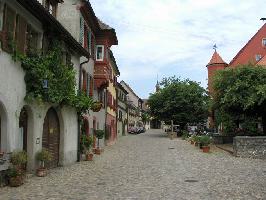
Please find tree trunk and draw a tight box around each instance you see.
[262,114,266,135]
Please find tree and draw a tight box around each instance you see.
[212,65,266,135]
[148,77,209,128]
[141,111,151,125]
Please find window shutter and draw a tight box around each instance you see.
[87,31,91,54]
[89,76,94,97]
[16,15,27,54]
[84,25,88,49]
[79,16,84,45]
[82,71,87,93]
[2,5,16,52]
[86,73,90,96]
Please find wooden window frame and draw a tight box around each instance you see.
[96,45,104,61]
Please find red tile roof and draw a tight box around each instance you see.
[207,51,227,66]
[229,23,266,66]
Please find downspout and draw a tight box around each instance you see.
[77,59,89,162]
[104,88,108,144]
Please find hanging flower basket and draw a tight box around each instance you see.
[91,102,103,112]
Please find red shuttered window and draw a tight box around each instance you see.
[15,15,27,54]
[2,4,16,52]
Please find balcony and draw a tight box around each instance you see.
[94,65,110,89]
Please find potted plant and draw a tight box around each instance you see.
[199,135,211,153]
[0,151,4,159]
[190,135,197,145]
[35,149,52,177]
[91,101,103,112]
[8,167,24,187]
[81,135,94,161]
[181,131,188,140]
[8,151,27,187]
[10,151,27,171]
[194,136,201,147]
[95,130,105,155]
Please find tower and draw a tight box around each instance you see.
[155,80,160,92]
[206,47,228,97]
[206,47,228,129]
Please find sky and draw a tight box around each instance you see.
[90,0,266,99]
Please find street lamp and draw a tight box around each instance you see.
[43,79,48,89]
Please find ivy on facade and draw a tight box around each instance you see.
[13,41,93,114]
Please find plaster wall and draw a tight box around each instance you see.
[57,0,81,42]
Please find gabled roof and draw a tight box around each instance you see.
[207,51,227,66]
[98,19,113,30]
[229,23,266,66]
[120,80,141,100]
[97,18,118,45]
[117,82,128,94]
[110,50,120,76]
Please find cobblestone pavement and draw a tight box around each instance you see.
[1,129,266,200]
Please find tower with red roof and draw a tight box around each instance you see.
[206,49,228,128]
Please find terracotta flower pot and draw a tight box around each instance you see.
[202,146,210,153]
[190,141,194,145]
[9,176,24,187]
[95,148,101,155]
[36,167,47,177]
[86,153,93,161]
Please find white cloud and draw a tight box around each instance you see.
[90,0,266,98]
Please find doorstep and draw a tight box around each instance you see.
[215,144,233,154]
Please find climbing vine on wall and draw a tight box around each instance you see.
[13,41,93,114]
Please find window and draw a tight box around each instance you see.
[79,16,84,45]
[2,4,16,52]
[96,45,104,61]
[255,54,262,61]
[262,38,266,47]
[26,25,38,55]
[45,0,57,17]
[1,5,38,54]
[87,74,94,97]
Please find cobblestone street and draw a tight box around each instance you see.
[1,129,266,200]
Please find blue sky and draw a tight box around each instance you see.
[90,0,266,99]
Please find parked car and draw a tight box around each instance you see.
[138,126,146,133]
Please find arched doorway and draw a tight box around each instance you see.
[0,101,7,151]
[19,107,28,152]
[42,108,60,168]
[122,120,126,136]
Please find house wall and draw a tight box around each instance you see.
[229,23,266,67]
[0,51,80,170]
[0,1,82,171]
[57,0,81,41]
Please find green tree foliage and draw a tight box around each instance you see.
[213,65,266,135]
[141,112,151,125]
[148,77,209,127]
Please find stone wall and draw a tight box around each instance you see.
[212,135,234,144]
[233,136,266,159]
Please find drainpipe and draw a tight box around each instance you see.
[77,59,89,162]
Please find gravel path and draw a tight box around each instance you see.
[1,129,265,200]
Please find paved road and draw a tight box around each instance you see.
[1,129,266,200]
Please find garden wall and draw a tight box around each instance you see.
[211,135,234,144]
[233,136,266,159]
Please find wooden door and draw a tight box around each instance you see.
[19,107,28,152]
[42,108,60,168]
